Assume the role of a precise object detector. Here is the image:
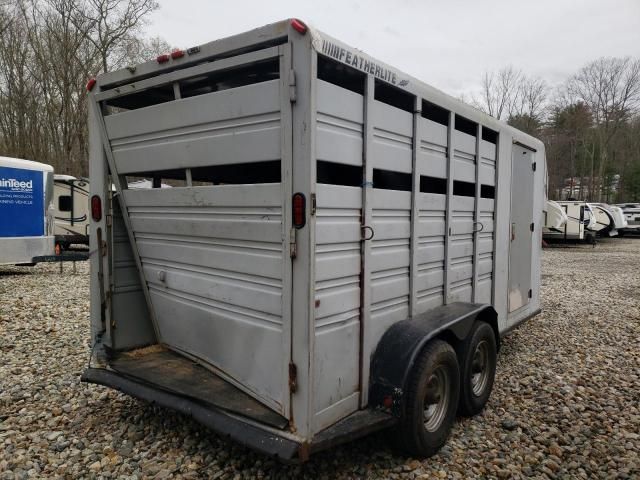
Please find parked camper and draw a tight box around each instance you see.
[83,20,545,461]
[607,205,628,232]
[587,203,616,237]
[543,200,568,234]
[53,175,90,249]
[0,156,54,265]
[616,203,640,233]
[545,201,596,243]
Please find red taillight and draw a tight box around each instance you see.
[291,18,307,34]
[91,195,102,222]
[292,193,306,229]
[156,54,170,63]
[170,49,185,59]
[383,395,393,409]
[86,78,96,91]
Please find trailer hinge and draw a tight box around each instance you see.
[528,289,533,299]
[532,162,537,172]
[289,227,297,259]
[288,362,298,393]
[310,193,316,216]
[530,222,535,232]
[289,69,297,103]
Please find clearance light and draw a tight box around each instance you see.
[91,195,102,222]
[156,54,170,63]
[292,193,306,229]
[170,49,185,59]
[291,18,307,34]
[86,78,96,92]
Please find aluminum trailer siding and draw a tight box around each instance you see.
[84,19,545,460]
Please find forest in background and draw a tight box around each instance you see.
[1,1,639,202]
[467,60,640,202]
[0,0,167,176]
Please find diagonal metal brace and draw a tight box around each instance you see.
[88,96,161,341]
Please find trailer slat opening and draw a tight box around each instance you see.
[317,55,365,94]
[317,161,362,187]
[420,175,447,195]
[373,169,412,191]
[422,100,450,126]
[374,79,414,113]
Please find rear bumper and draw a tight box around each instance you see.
[82,367,302,459]
[81,367,396,461]
[0,236,54,265]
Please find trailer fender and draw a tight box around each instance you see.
[368,302,498,416]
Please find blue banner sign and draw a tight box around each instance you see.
[0,166,44,237]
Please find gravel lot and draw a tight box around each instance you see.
[1,239,639,479]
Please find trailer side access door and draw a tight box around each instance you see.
[92,45,293,417]
[508,144,535,312]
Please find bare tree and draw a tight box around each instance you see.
[566,57,640,200]
[0,0,164,177]
[73,0,159,73]
[472,66,523,120]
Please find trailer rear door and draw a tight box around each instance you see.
[92,45,293,417]
[508,144,535,312]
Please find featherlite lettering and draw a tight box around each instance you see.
[321,40,400,86]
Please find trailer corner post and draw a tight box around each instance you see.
[472,124,482,303]
[409,97,421,317]
[443,111,456,304]
[359,74,375,408]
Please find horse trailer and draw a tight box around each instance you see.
[0,156,55,265]
[53,174,90,249]
[83,19,545,461]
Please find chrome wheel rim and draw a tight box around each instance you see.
[471,340,490,396]
[423,366,450,432]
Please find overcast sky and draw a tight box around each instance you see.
[149,0,640,98]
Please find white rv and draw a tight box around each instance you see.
[542,200,568,234]
[616,203,640,232]
[587,203,616,236]
[0,156,55,264]
[83,19,545,461]
[545,201,596,243]
[53,175,90,248]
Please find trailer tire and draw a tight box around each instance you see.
[457,321,497,416]
[393,339,460,458]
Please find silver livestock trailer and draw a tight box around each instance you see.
[0,156,55,265]
[83,19,545,461]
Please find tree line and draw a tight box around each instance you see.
[0,0,167,176]
[468,58,640,202]
[1,4,639,202]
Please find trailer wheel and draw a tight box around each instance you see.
[457,321,497,416]
[394,339,460,457]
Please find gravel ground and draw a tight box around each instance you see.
[1,238,639,479]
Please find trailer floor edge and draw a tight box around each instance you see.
[81,368,397,461]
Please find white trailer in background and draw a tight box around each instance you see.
[616,203,640,233]
[83,19,545,461]
[53,175,90,249]
[0,156,55,265]
[545,201,596,243]
[607,205,628,232]
[587,203,616,236]
[543,200,568,234]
